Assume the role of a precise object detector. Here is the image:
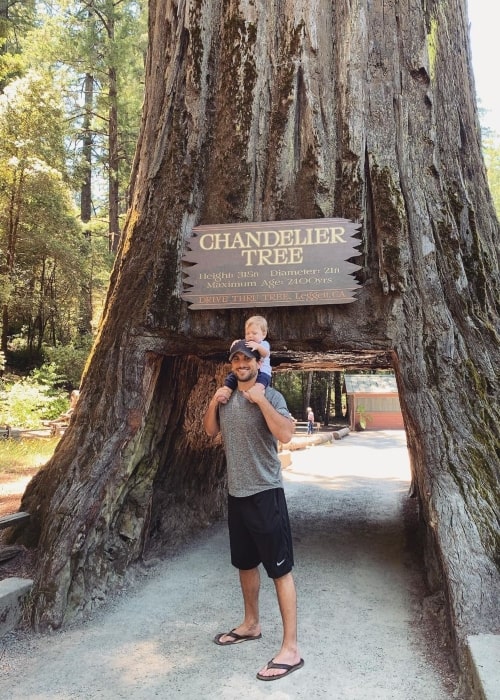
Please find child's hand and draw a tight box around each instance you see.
[245,341,259,351]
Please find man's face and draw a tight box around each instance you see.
[230,352,259,382]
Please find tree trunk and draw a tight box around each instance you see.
[81,72,93,226]
[107,0,121,255]
[1,167,24,352]
[16,0,499,686]
[334,371,343,420]
[304,371,313,419]
[324,379,331,426]
[108,60,120,253]
[78,71,95,335]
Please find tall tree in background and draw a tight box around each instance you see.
[16,1,499,690]
[81,71,94,227]
[334,372,343,419]
[304,371,313,419]
[0,0,35,90]
[0,2,146,367]
[78,69,96,335]
[25,1,145,252]
[0,70,73,354]
[60,0,145,253]
[17,1,146,336]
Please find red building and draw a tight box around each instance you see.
[344,374,404,431]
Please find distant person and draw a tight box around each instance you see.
[203,339,304,681]
[47,389,80,434]
[219,315,271,402]
[61,389,80,421]
[68,389,80,412]
[307,407,314,435]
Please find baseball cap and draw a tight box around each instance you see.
[228,339,260,361]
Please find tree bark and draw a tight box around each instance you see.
[16,0,499,683]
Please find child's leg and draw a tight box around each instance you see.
[220,371,237,400]
[254,371,271,393]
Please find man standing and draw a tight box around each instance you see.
[203,340,304,681]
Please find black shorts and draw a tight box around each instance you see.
[227,488,294,579]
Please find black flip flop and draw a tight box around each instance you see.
[256,658,305,681]
[213,628,262,646]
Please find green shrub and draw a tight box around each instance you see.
[5,346,44,372]
[44,339,93,388]
[0,437,59,474]
[0,364,69,428]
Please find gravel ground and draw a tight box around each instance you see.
[0,431,461,699]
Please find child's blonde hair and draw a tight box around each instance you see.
[245,315,268,336]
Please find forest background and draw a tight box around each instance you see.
[0,0,498,428]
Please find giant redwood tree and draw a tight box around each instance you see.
[16,0,499,684]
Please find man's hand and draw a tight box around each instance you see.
[243,383,266,403]
[216,386,232,404]
[243,385,294,443]
[203,388,229,436]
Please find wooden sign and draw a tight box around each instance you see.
[181,218,361,309]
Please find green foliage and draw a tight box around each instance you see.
[22,1,146,224]
[0,437,58,475]
[274,370,345,423]
[0,68,116,356]
[273,371,306,419]
[29,362,66,389]
[0,2,144,358]
[478,108,500,217]
[356,404,372,431]
[483,134,500,217]
[273,371,301,418]
[5,336,43,370]
[0,70,83,353]
[44,337,93,388]
[75,219,114,331]
[0,70,68,170]
[0,3,145,360]
[0,365,69,428]
[0,0,36,89]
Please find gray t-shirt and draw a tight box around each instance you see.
[219,387,292,497]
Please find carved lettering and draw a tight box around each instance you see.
[182,217,361,309]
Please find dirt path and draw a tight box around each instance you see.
[0,428,55,519]
[0,473,35,518]
[0,431,461,699]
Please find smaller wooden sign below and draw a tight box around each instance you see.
[181,218,361,309]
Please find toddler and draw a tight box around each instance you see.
[221,315,271,399]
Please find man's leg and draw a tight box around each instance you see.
[257,572,302,679]
[240,567,261,633]
[216,567,261,643]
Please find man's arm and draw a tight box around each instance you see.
[244,385,295,443]
[203,389,227,436]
